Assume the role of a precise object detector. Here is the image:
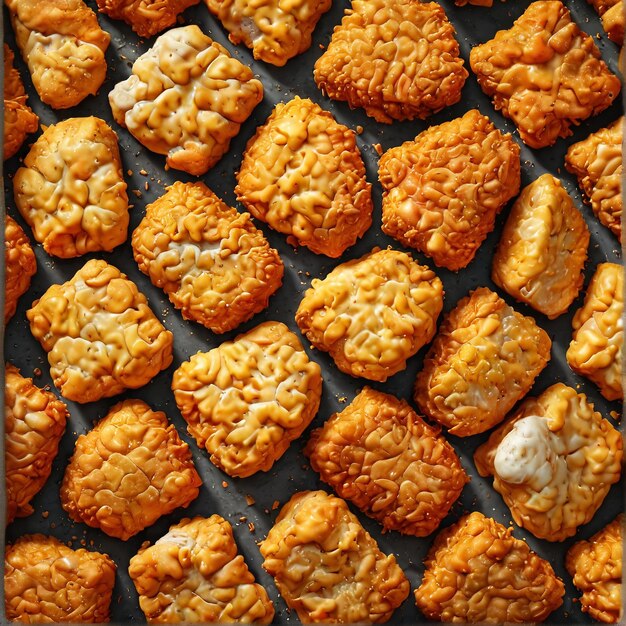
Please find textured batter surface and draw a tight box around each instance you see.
[260,490,410,623]
[587,0,624,43]
[236,97,373,257]
[5,215,36,323]
[379,109,520,271]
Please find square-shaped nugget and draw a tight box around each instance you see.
[470,1,620,148]
[587,0,624,44]
[5,215,36,323]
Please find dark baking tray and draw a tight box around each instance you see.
[2,0,623,623]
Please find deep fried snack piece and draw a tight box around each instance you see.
[492,174,589,319]
[415,512,565,623]
[61,399,201,540]
[414,287,551,436]
[14,117,129,259]
[379,109,520,271]
[313,0,467,123]
[470,1,620,149]
[236,97,373,257]
[474,383,622,541]
[5,215,36,323]
[260,490,410,623]
[109,25,263,176]
[129,516,275,623]
[5,0,110,109]
[172,321,322,478]
[587,0,624,44]
[27,259,173,403]
[132,182,283,334]
[296,248,443,381]
[306,387,468,536]
[566,262,623,402]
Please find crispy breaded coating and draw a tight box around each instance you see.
[313,0,467,123]
[109,25,263,176]
[470,1,620,148]
[132,182,283,334]
[5,215,36,323]
[129,516,275,623]
[587,0,624,43]
[379,109,520,271]
[61,399,201,540]
[492,174,589,319]
[566,515,623,623]
[14,117,129,259]
[305,387,468,536]
[260,490,410,623]
[172,321,322,478]
[414,287,551,436]
[566,262,623,402]
[474,383,622,541]
[236,97,373,258]
[296,248,443,381]
[27,259,173,403]
[5,0,110,109]
[414,512,565,623]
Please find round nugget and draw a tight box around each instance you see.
[5,215,36,323]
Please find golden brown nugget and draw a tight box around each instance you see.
[379,109,521,271]
[260,490,410,623]
[470,1,620,149]
[132,182,283,334]
[296,248,443,382]
[61,399,201,540]
[305,387,468,537]
[492,174,589,319]
[414,287,551,437]
[129,516,275,623]
[566,515,623,623]
[5,534,116,623]
[587,0,624,44]
[566,262,623,402]
[5,215,36,323]
[236,97,373,258]
[27,259,173,404]
[109,25,263,176]
[14,117,130,259]
[474,384,622,541]
[313,0,467,123]
[5,0,110,109]
[414,512,565,623]
[172,321,322,478]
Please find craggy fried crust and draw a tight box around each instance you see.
[305,387,468,536]
[470,0,620,148]
[414,287,551,436]
[587,0,624,43]
[492,173,589,319]
[474,384,622,541]
[236,97,373,257]
[379,109,520,271]
[61,399,201,540]
[172,321,322,478]
[313,0,467,123]
[27,259,173,403]
[260,490,410,623]
[129,516,275,623]
[14,117,129,258]
[132,181,283,334]
[415,512,565,623]
[5,534,116,623]
[109,25,263,176]
[5,215,36,323]
[566,262,623,401]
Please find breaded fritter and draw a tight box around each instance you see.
[5,215,36,323]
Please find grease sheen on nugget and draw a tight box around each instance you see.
[4,215,36,323]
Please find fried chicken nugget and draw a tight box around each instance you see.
[587,0,624,44]
[414,288,551,436]
[109,25,263,176]
[474,383,622,541]
[379,109,521,271]
[313,0,467,123]
[5,215,36,323]
[470,1,620,149]
[5,534,116,623]
[305,387,468,537]
[414,512,565,623]
[27,259,174,404]
[129,516,275,623]
[236,97,373,257]
[260,490,410,623]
